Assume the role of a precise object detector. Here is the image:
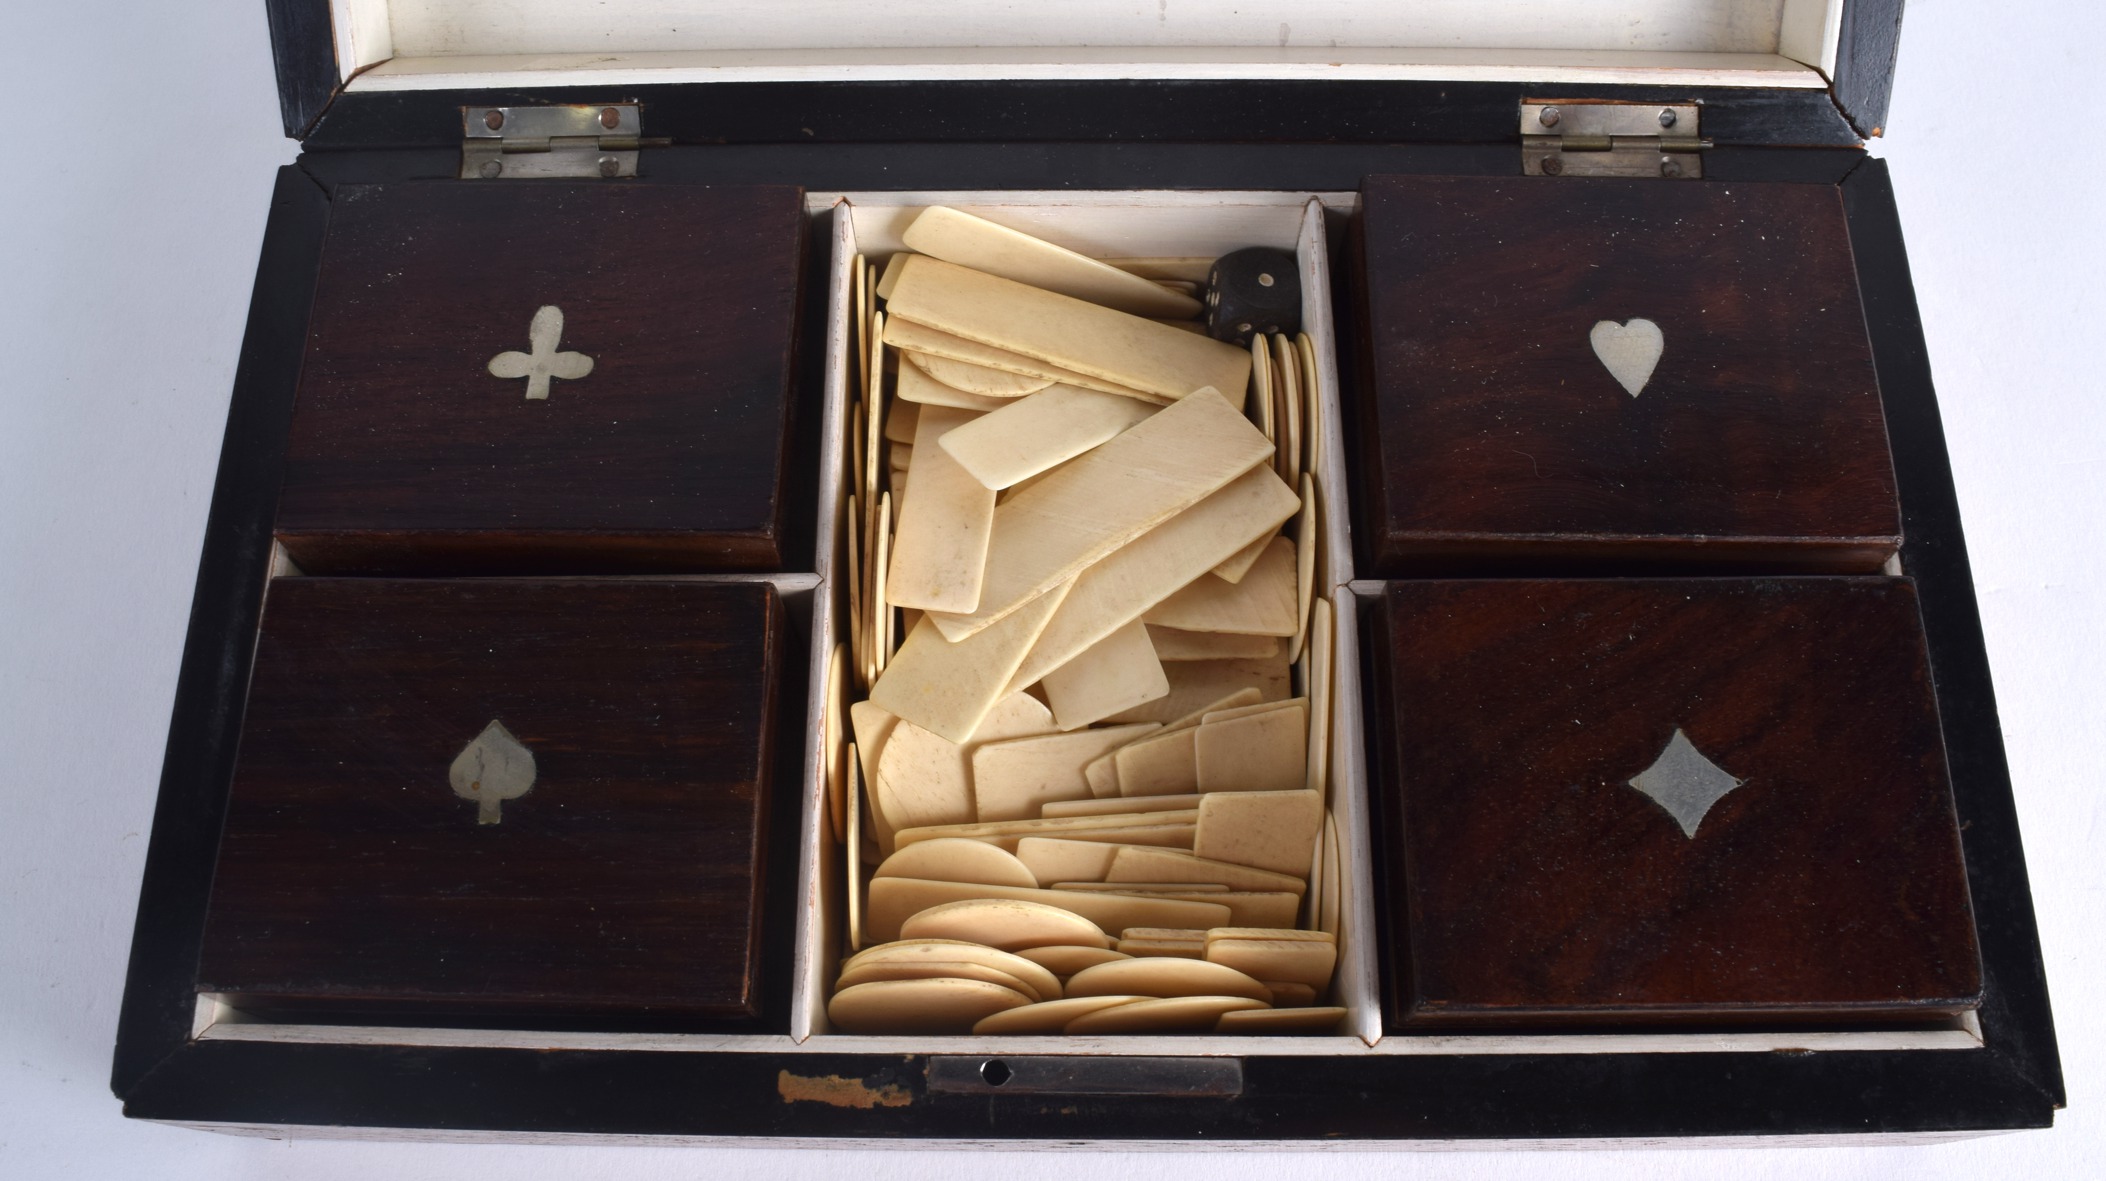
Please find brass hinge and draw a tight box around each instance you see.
[1521,101,1709,179]
[460,104,645,179]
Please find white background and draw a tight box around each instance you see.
[1,2,2097,1176]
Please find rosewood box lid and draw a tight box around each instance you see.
[273,182,807,575]
[1354,173,1901,576]
[197,578,785,1021]
[1373,577,1981,1029]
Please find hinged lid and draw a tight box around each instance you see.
[1372,577,1981,1029]
[1352,171,1901,575]
[1521,100,1710,179]
[197,578,788,1022]
[268,2,1905,146]
[272,180,809,575]
[458,103,647,179]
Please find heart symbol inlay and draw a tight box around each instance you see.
[1589,318,1664,397]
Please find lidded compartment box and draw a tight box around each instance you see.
[1352,173,1901,575]
[198,578,788,1023]
[108,0,2062,1145]
[274,181,809,575]
[1368,577,1980,1029]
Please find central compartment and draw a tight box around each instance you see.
[796,191,1376,1053]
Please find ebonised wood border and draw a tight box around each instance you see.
[299,80,1861,151]
[1835,0,1909,140]
[116,1035,2054,1141]
[1840,156,2064,1107]
[264,0,340,138]
[110,165,330,1097]
[291,143,1863,194]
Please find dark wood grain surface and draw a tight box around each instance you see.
[1376,577,1980,1028]
[198,578,782,1020]
[275,182,806,574]
[1355,175,1900,575]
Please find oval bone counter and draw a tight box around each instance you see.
[828,978,1034,1034]
[1062,956,1272,1003]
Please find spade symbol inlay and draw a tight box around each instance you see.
[1627,728,1743,838]
[449,719,536,825]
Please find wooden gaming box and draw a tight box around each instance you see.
[110,0,2061,1147]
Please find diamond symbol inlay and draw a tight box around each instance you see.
[1627,728,1743,838]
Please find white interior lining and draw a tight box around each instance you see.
[195,1016,1984,1057]
[1778,0,1847,76]
[388,0,1798,57]
[327,1,1843,90]
[344,47,1827,92]
[331,0,394,77]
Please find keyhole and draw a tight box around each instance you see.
[979,1059,1011,1086]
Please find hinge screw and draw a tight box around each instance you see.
[1659,108,1679,128]
[600,107,622,130]
[1538,106,1561,128]
[1541,156,1565,176]
[1660,157,1685,178]
[598,155,621,178]
[479,160,503,179]
[483,109,504,131]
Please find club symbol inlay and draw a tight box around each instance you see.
[487,305,594,400]
[1589,318,1664,397]
[1627,728,1743,838]
[448,719,537,825]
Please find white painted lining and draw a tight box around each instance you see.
[788,201,856,1044]
[327,1,1846,90]
[345,47,1827,91]
[1779,0,1848,77]
[833,190,1354,261]
[330,0,395,79]
[384,0,1798,57]
[197,1017,1983,1057]
[1293,197,1379,1047]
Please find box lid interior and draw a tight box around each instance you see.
[278,1,1901,144]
